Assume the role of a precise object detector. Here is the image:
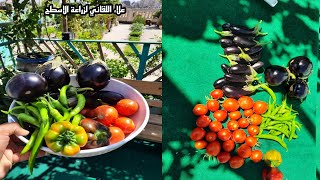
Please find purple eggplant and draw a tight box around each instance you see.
[288,56,313,78]
[221,64,230,73]
[287,79,309,100]
[251,61,264,70]
[214,77,247,89]
[220,38,234,48]
[229,21,267,37]
[93,91,124,105]
[264,65,289,86]
[222,85,253,99]
[233,36,257,48]
[229,64,254,74]
[224,73,256,83]
[244,45,263,55]
[224,46,241,55]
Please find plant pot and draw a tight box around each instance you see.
[16,52,54,72]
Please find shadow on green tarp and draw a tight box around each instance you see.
[4,140,161,180]
[162,0,318,179]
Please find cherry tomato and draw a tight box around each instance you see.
[227,120,239,131]
[229,156,244,169]
[109,126,125,145]
[250,114,262,125]
[193,104,208,116]
[247,125,260,136]
[206,141,221,156]
[228,111,241,120]
[95,105,119,126]
[238,96,254,110]
[194,140,208,150]
[222,98,239,112]
[207,99,220,112]
[245,136,258,147]
[196,115,211,128]
[217,151,231,163]
[253,101,268,115]
[250,149,263,163]
[213,110,228,122]
[190,127,206,141]
[237,144,252,158]
[238,118,250,129]
[113,117,136,134]
[243,109,254,117]
[210,89,223,99]
[205,131,217,142]
[217,129,231,141]
[222,140,235,152]
[232,129,247,143]
[115,99,139,116]
[209,121,223,132]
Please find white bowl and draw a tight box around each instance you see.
[8,76,150,157]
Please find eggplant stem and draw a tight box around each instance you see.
[238,47,252,61]
[286,67,296,80]
[214,30,233,37]
[219,54,238,65]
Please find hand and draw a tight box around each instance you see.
[0,123,46,179]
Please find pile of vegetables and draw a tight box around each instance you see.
[3,59,139,174]
[189,21,313,179]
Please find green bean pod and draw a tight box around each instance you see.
[255,134,288,151]
[21,129,39,155]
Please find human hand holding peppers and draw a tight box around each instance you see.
[0,123,46,179]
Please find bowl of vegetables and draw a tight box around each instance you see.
[5,60,150,173]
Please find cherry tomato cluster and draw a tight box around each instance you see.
[81,99,139,144]
[190,89,268,169]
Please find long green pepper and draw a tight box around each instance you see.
[21,129,39,155]
[69,94,86,119]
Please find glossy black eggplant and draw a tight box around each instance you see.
[224,46,241,55]
[220,38,234,48]
[264,65,289,86]
[229,64,254,74]
[229,21,267,37]
[222,23,232,31]
[221,64,230,73]
[93,91,124,105]
[214,77,247,89]
[225,73,255,83]
[251,61,264,70]
[287,79,309,100]
[244,45,263,55]
[233,36,257,48]
[85,96,103,108]
[288,56,313,78]
[222,85,253,99]
[222,23,253,31]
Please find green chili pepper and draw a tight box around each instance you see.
[26,106,41,121]
[69,94,86,119]
[28,105,50,174]
[40,98,64,122]
[21,129,39,155]
[59,85,71,108]
[263,115,294,121]
[270,106,281,116]
[71,114,83,126]
[67,87,94,96]
[289,120,296,141]
[259,83,277,103]
[48,96,70,121]
[255,134,288,151]
[264,126,289,137]
[18,113,40,128]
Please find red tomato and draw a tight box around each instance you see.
[238,96,254,110]
[250,114,262,125]
[229,156,244,169]
[217,151,231,163]
[205,132,217,142]
[194,140,208,150]
[245,136,258,147]
[190,127,206,141]
[210,89,224,99]
[222,98,239,112]
[222,140,235,152]
[243,109,254,117]
[95,105,119,126]
[109,126,125,144]
[206,141,221,156]
[115,99,139,116]
[262,167,284,180]
[196,115,211,128]
[217,129,231,141]
[253,101,268,115]
[250,150,263,163]
[213,110,228,122]
[238,118,250,129]
[209,121,223,132]
[113,117,135,134]
[193,104,208,116]
[80,108,95,118]
[232,129,247,143]
[247,125,260,136]
[207,99,220,112]
[228,111,241,120]
[237,144,252,158]
[227,120,239,131]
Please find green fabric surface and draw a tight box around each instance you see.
[4,140,161,180]
[162,0,319,180]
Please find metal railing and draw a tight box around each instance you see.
[0,38,162,81]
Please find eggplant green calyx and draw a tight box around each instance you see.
[214,30,233,37]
